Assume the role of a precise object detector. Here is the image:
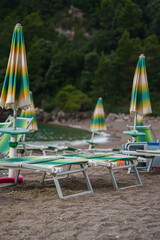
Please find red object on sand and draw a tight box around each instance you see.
[0,175,23,184]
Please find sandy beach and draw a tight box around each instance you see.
[1,116,160,240]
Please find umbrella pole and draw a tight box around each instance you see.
[89,132,95,150]
[133,112,137,132]
[91,131,94,142]
[13,109,17,130]
[9,110,17,177]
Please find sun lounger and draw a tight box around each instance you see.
[0,155,93,199]
[17,143,80,156]
[54,153,142,190]
[0,152,142,197]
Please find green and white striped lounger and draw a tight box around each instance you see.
[0,155,93,199]
[59,153,142,190]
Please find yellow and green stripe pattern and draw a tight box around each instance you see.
[130,54,152,116]
[90,97,107,132]
[20,91,38,132]
[136,114,143,126]
[0,23,31,111]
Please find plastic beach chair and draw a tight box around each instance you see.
[0,116,33,185]
[0,116,33,158]
[128,125,157,142]
[0,155,93,199]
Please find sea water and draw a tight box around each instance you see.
[25,122,110,147]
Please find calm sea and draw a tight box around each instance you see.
[26,122,110,147]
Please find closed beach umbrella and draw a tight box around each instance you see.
[130,54,152,131]
[0,23,31,176]
[20,91,38,132]
[0,23,30,115]
[90,97,107,142]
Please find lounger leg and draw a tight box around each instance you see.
[108,168,118,190]
[52,164,93,199]
[133,165,142,186]
[81,164,93,193]
[40,172,46,183]
[30,150,33,156]
[127,163,132,174]
[0,169,20,188]
[110,164,142,190]
[57,165,72,180]
[14,170,20,184]
[146,157,154,172]
[42,149,46,156]
[53,175,64,199]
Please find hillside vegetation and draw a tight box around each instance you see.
[0,0,160,115]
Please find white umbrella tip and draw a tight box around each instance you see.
[140,54,145,58]
[15,23,22,28]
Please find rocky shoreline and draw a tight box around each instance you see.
[1,107,160,126]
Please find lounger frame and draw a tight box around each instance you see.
[0,161,93,199]
[88,159,142,190]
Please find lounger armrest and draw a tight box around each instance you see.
[137,157,147,163]
[52,167,63,173]
[88,160,118,168]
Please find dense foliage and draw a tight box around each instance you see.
[0,0,160,115]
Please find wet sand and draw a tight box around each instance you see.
[1,116,160,240]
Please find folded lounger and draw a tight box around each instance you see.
[0,155,93,199]
[122,125,159,171]
[43,153,142,190]
[122,148,160,172]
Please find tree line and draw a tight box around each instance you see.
[0,0,160,115]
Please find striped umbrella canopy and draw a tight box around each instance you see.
[0,23,31,127]
[130,54,152,131]
[20,91,38,132]
[90,97,106,141]
[136,114,143,126]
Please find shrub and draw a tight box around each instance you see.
[54,84,91,112]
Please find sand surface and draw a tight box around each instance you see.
[1,117,160,240]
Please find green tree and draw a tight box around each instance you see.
[116,31,143,101]
[79,51,99,93]
[27,39,53,102]
[91,52,118,111]
[99,0,115,29]
[23,12,44,49]
[144,35,160,91]
[74,25,85,40]
[87,30,117,54]
[84,51,99,72]
[118,0,144,38]
[79,71,93,93]
[45,48,84,97]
